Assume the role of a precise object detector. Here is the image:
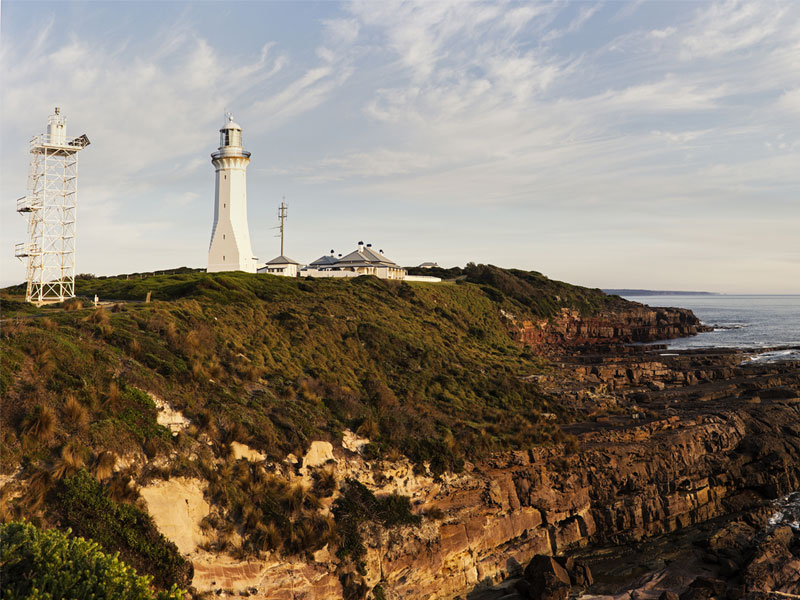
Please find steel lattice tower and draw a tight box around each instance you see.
[15,108,90,305]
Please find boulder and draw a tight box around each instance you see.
[521,555,571,600]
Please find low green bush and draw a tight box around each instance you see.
[50,470,191,590]
[0,520,185,600]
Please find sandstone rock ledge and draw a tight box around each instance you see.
[141,354,799,600]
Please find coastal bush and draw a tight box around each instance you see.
[0,521,185,600]
[333,479,420,572]
[50,469,191,589]
[464,263,629,317]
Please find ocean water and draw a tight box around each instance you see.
[621,294,800,361]
[768,491,800,532]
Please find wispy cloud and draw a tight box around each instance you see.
[2,1,798,292]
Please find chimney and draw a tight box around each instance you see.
[366,243,372,248]
[330,249,335,255]
[358,241,364,251]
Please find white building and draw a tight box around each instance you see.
[303,242,406,280]
[303,251,340,273]
[258,255,300,277]
[208,114,257,273]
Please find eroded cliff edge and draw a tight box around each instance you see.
[169,352,799,599]
[100,349,798,599]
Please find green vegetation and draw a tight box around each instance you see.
[50,470,191,589]
[333,479,421,573]
[2,268,580,476]
[462,263,630,318]
[0,265,634,588]
[0,521,185,600]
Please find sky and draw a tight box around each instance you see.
[1,0,798,294]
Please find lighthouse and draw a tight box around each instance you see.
[208,113,257,273]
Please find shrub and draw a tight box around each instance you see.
[51,469,191,589]
[332,479,420,571]
[0,521,185,600]
[63,298,83,310]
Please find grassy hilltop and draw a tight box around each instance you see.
[0,264,631,590]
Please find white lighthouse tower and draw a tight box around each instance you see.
[208,113,257,273]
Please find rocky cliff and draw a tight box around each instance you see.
[138,352,799,599]
[503,305,709,353]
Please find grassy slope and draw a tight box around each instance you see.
[0,266,636,586]
[1,267,633,469]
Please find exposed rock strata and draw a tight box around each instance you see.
[172,353,799,599]
[504,306,709,353]
[127,302,796,599]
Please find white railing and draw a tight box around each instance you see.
[30,133,90,150]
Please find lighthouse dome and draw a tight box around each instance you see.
[221,114,242,130]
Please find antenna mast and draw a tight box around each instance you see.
[278,197,287,255]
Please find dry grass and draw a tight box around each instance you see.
[312,468,337,498]
[22,405,56,443]
[224,422,251,446]
[0,489,18,523]
[356,415,380,440]
[194,410,218,438]
[1,318,27,339]
[38,317,57,331]
[27,336,54,378]
[52,441,87,480]
[63,394,89,429]
[25,468,52,512]
[108,469,140,504]
[63,298,83,311]
[103,382,122,411]
[84,306,112,336]
[93,451,116,481]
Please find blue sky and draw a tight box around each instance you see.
[1,0,798,293]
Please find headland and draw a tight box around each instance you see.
[1,266,797,599]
